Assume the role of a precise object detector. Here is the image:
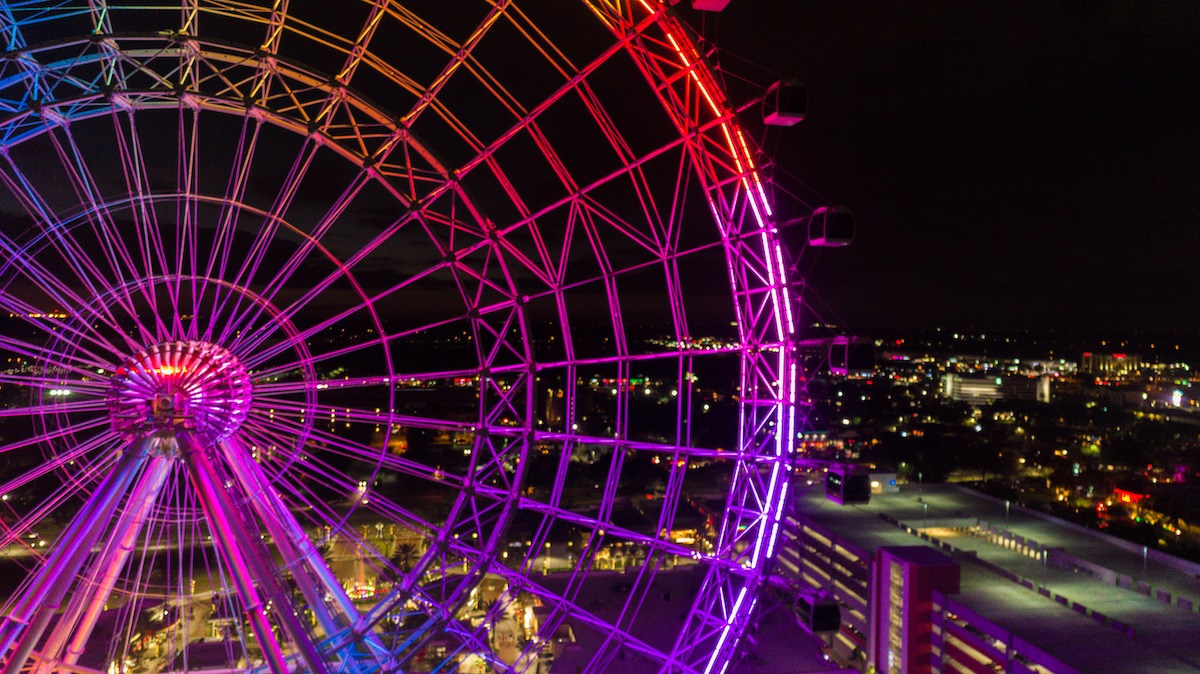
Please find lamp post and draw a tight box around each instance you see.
[1142,545,1148,585]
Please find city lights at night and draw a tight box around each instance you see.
[0,2,1196,674]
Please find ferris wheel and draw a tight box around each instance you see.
[0,2,806,673]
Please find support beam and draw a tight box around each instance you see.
[0,438,151,674]
[178,432,333,674]
[39,456,173,673]
[220,437,390,671]
[177,434,293,674]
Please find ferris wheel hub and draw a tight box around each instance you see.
[107,341,252,443]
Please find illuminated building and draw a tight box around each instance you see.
[778,514,872,665]
[869,546,960,674]
[783,485,1200,674]
[1080,352,1141,377]
[942,373,1051,404]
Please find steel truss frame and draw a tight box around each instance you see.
[0,2,804,672]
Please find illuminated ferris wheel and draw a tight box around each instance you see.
[0,2,808,672]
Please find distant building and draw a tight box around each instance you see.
[942,374,1050,404]
[1080,352,1141,377]
[871,473,900,495]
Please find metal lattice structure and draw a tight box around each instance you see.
[0,2,805,672]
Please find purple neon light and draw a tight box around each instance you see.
[635,0,797,643]
[0,3,804,672]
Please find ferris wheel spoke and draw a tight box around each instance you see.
[250,366,483,396]
[238,423,443,539]
[0,372,108,395]
[0,398,107,419]
[211,139,327,346]
[0,298,123,366]
[0,416,109,462]
[238,458,444,604]
[241,288,459,374]
[216,166,379,350]
[229,215,442,364]
[175,431,328,674]
[0,428,122,548]
[253,396,474,436]
[0,437,150,674]
[176,108,200,341]
[0,162,157,349]
[47,123,171,339]
[361,584,490,673]
[194,115,263,343]
[472,562,673,672]
[0,332,111,380]
[0,232,139,357]
[232,298,374,373]
[245,413,469,489]
[294,470,444,551]
[514,495,713,566]
[106,111,178,341]
[223,193,491,363]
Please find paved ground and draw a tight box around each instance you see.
[539,566,841,674]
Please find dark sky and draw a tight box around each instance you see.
[689,1,1200,334]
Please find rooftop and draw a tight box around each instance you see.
[793,483,1200,674]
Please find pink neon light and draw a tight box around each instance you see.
[775,243,796,334]
[654,4,794,362]
[664,32,723,117]
[108,341,252,442]
[656,4,791,354]
[637,8,795,669]
[759,230,786,342]
[735,127,773,217]
[663,26,773,230]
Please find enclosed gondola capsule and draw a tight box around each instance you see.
[807,205,854,247]
[795,591,842,634]
[826,465,871,505]
[763,81,807,126]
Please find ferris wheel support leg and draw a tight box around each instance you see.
[42,456,173,672]
[0,438,152,674]
[178,435,295,674]
[178,433,333,674]
[219,440,390,672]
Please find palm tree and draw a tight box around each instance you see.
[390,543,420,573]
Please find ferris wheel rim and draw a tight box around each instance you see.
[0,2,799,673]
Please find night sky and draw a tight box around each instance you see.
[691,2,1200,334]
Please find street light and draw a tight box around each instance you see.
[1142,545,1148,585]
